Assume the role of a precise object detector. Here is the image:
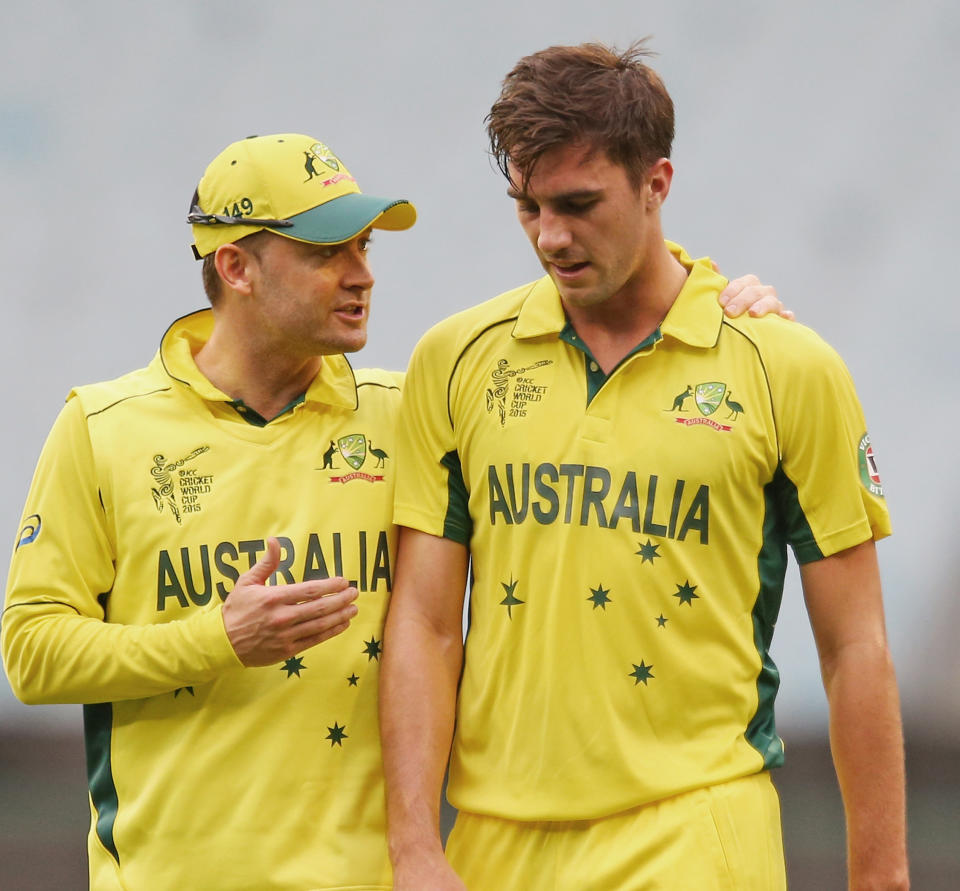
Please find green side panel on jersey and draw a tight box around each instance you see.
[746,473,787,768]
[747,464,825,766]
[441,450,472,544]
[83,702,120,863]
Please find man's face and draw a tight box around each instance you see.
[508,143,660,310]
[247,230,375,357]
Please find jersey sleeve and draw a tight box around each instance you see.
[766,322,891,562]
[2,396,240,705]
[393,328,471,544]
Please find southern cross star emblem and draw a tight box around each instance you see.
[499,576,525,619]
[363,637,382,661]
[587,584,612,610]
[281,656,307,678]
[673,580,699,606]
[629,661,655,686]
[635,539,661,564]
[326,722,348,747]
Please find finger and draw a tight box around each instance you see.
[287,587,359,624]
[779,308,796,321]
[240,536,282,587]
[722,287,779,318]
[268,576,355,605]
[717,273,761,306]
[746,294,786,317]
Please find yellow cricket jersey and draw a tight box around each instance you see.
[3,309,400,890]
[394,243,891,822]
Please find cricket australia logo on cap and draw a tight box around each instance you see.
[666,381,744,433]
[302,142,356,187]
[858,432,884,497]
[311,142,341,171]
[485,358,554,427]
[319,433,388,483]
[150,446,213,524]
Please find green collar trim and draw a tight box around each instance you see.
[559,321,662,404]
[228,393,306,427]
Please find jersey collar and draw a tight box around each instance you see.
[511,241,727,349]
[158,309,359,411]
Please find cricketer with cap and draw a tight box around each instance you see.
[3,131,783,889]
[380,43,907,891]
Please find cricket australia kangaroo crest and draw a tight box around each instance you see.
[667,380,745,433]
[320,433,390,483]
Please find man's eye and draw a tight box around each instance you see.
[359,236,373,253]
[517,202,539,215]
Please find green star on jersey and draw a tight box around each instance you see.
[587,584,612,610]
[500,576,525,619]
[635,539,661,564]
[673,580,699,606]
[656,614,668,628]
[629,661,655,686]
[362,637,382,661]
[326,722,348,747]
[281,656,306,678]
[347,673,359,686]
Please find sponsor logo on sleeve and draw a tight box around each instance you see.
[858,433,884,497]
[16,514,41,549]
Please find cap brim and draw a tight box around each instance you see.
[284,193,416,245]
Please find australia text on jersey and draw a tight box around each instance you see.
[488,463,709,544]
[156,530,392,611]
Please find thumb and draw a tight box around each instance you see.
[243,537,282,587]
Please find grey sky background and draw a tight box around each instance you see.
[2,0,957,740]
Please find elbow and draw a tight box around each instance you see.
[2,617,63,705]
[3,643,50,705]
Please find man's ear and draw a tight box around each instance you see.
[645,157,674,211]
[214,243,257,297]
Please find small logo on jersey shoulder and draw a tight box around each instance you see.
[666,381,744,433]
[858,432,884,497]
[16,514,41,549]
[485,358,553,427]
[318,433,388,483]
[150,446,213,525]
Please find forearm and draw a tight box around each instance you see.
[380,604,463,864]
[822,641,909,890]
[2,602,239,704]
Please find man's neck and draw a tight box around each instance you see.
[194,322,323,423]
[564,243,688,375]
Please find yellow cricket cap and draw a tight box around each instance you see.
[188,133,416,258]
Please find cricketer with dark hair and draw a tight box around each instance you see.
[380,42,908,890]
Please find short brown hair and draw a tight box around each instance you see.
[486,40,674,190]
[200,231,269,306]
